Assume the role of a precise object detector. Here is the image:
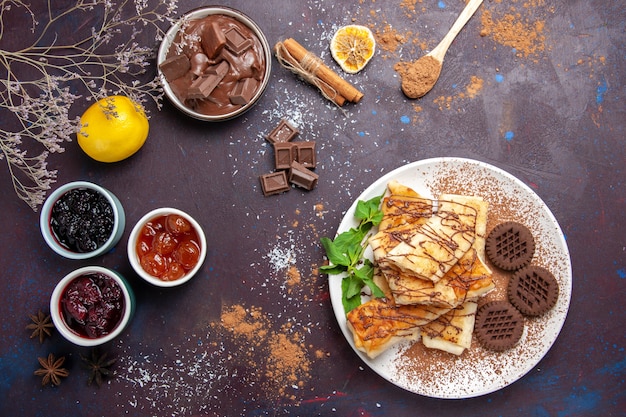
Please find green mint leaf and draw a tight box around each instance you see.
[344,274,364,299]
[321,192,386,315]
[370,210,384,226]
[354,195,382,223]
[365,280,386,298]
[342,278,363,314]
[353,262,374,282]
[354,261,385,299]
[334,227,367,250]
[347,243,364,266]
[319,264,346,275]
[363,277,386,299]
[320,237,350,267]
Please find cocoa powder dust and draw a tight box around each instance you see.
[394,55,442,98]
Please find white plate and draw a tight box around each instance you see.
[329,157,572,399]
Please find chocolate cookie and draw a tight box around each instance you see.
[508,265,559,316]
[486,221,535,271]
[475,301,524,351]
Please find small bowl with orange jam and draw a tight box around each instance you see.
[127,208,207,287]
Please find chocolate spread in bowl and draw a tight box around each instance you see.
[160,13,267,117]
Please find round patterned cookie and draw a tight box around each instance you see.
[486,221,535,271]
[508,265,559,316]
[475,301,524,352]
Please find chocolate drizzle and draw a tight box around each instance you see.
[382,198,478,283]
[346,183,498,358]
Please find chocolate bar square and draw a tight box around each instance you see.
[187,75,218,99]
[159,54,191,82]
[187,61,230,99]
[295,141,316,168]
[201,21,227,59]
[266,119,299,143]
[289,161,319,190]
[206,60,230,76]
[274,142,296,170]
[229,77,258,105]
[224,26,254,55]
[260,171,290,196]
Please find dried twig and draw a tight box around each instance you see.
[0,0,179,210]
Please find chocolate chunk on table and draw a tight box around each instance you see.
[159,54,191,82]
[274,142,296,170]
[230,77,258,105]
[260,171,290,196]
[289,161,319,190]
[266,119,299,143]
[295,141,316,168]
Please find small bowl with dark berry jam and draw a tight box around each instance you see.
[40,181,125,260]
[50,266,134,346]
[127,208,207,287]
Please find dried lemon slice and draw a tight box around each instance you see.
[330,25,376,74]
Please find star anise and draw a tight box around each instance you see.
[26,310,55,343]
[34,353,69,386]
[81,349,117,387]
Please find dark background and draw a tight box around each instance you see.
[1,0,624,416]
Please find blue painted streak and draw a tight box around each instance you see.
[596,78,608,104]
[596,357,626,378]
[557,386,602,417]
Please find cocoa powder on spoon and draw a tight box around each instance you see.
[394,56,442,99]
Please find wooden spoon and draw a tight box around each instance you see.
[398,0,484,98]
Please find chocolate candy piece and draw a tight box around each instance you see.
[486,221,535,271]
[201,21,227,59]
[187,77,217,100]
[260,171,290,196]
[229,77,258,105]
[508,265,559,316]
[295,141,316,168]
[274,142,296,170]
[475,300,524,352]
[189,53,211,76]
[224,26,254,55]
[266,119,299,143]
[159,54,191,82]
[289,161,319,190]
[169,75,191,102]
[187,61,230,99]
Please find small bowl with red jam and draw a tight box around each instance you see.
[157,6,272,121]
[127,208,207,287]
[40,181,125,260]
[51,266,134,347]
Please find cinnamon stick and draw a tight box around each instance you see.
[275,42,346,106]
[276,38,364,104]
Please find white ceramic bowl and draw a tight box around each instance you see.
[40,181,125,260]
[127,208,207,287]
[157,6,272,121]
[50,266,134,347]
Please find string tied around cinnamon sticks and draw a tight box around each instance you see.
[274,38,363,107]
